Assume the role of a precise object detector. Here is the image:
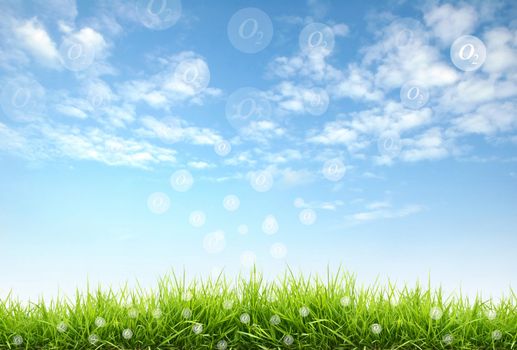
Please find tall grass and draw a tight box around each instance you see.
[0,267,515,349]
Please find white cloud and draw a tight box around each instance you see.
[347,203,423,223]
[137,116,222,145]
[424,3,477,45]
[188,161,214,169]
[452,102,517,135]
[13,18,60,68]
[401,128,450,162]
[482,27,517,75]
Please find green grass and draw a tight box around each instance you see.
[1,267,515,349]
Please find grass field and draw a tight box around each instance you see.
[1,267,515,349]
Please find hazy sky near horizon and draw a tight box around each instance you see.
[0,0,516,301]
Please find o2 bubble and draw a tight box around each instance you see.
[223,194,240,212]
[442,334,454,345]
[262,215,279,235]
[203,230,226,254]
[299,23,335,55]
[240,250,256,268]
[128,308,139,319]
[225,87,271,133]
[250,170,274,192]
[136,0,182,30]
[299,306,310,317]
[283,334,294,346]
[227,8,273,54]
[400,81,429,109]
[216,340,228,350]
[293,197,305,208]
[222,299,234,310]
[192,323,203,334]
[322,158,346,182]
[147,192,171,214]
[430,307,443,320]
[387,18,426,49]
[371,323,382,335]
[173,58,210,95]
[486,309,497,320]
[94,316,106,328]
[270,242,287,259]
[237,224,249,235]
[303,88,329,116]
[239,313,251,324]
[340,296,351,307]
[152,308,162,319]
[0,77,45,122]
[12,335,23,346]
[492,330,502,341]
[450,35,486,72]
[377,131,402,158]
[88,334,99,345]
[270,314,281,325]
[122,328,133,340]
[59,37,95,71]
[214,140,231,156]
[182,307,192,319]
[170,169,193,192]
[299,208,317,225]
[189,210,206,228]
[57,321,68,333]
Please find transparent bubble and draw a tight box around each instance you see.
[0,77,45,122]
[237,224,249,235]
[136,0,182,30]
[239,312,251,324]
[267,294,277,303]
[299,23,335,55]
[94,316,106,328]
[227,8,273,53]
[299,306,310,317]
[147,192,171,214]
[322,158,346,182]
[250,170,274,192]
[270,314,281,325]
[262,215,279,235]
[299,208,317,225]
[225,87,271,133]
[486,309,497,320]
[370,323,382,335]
[492,330,502,341]
[222,299,234,310]
[173,58,210,95]
[122,328,133,340]
[223,194,240,212]
[214,140,231,156]
[293,197,305,208]
[442,334,454,345]
[181,307,192,319]
[128,308,139,319]
[203,230,226,254]
[152,308,162,319]
[240,250,256,268]
[192,322,203,334]
[450,35,486,72]
[303,88,329,116]
[340,296,351,307]
[430,307,443,320]
[387,18,426,49]
[216,340,228,350]
[170,169,193,192]
[59,37,95,71]
[377,131,402,158]
[57,321,68,333]
[400,81,429,110]
[283,334,294,346]
[270,242,287,259]
[88,334,100,345]
[189,210,206,228]
[12,335,23,346]
[182,291,193,301]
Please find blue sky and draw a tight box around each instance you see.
[0,0,516,301]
